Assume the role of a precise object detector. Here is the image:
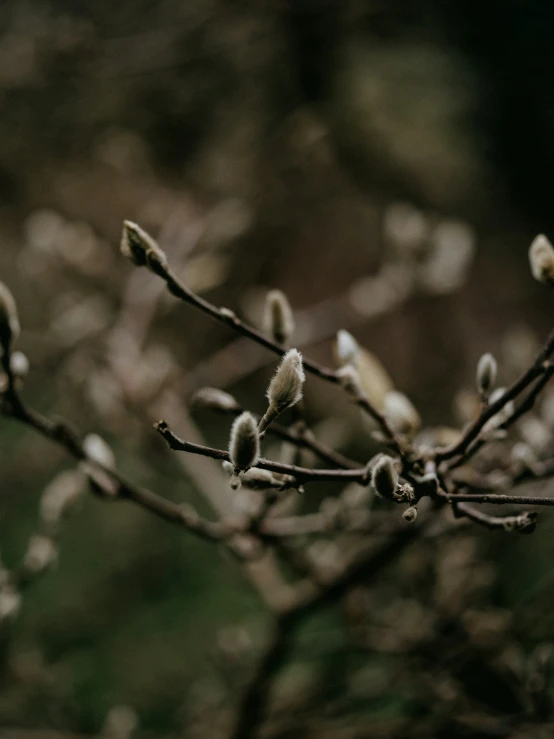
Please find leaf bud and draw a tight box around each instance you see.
[476,352,497,397]
[121,221,167,270]
[529,234,554,287]
[229,411,260,471]
[371,455,398,500]
[264,290,294,344]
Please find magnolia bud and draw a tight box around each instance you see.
[371,455,398,499]
[229,411,260,471]
[10,351,29,377]
[336,330,360,366]
[259,349,305,433]
[0,585,21,624]
[476,352,497,396]
[383,391,421,435]
[336,364,363,397]
[264,290,294,344]
[22,535,58,575]
[529,234,554,287]
[192,387,241,412]
[403,506,418,523]
[120,221,167,270]
[83,433,115,467]
[483,387,515,432]
[222,460,294,490]
[0,281,20,356]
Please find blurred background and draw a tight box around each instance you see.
[1,0,554,736]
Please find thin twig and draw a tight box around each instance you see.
[440,491,554,507]
[452,501,537,533]
[195,402,360,469]
[144,258,404,453]
[155,419,370,485]
[435,328,554,463]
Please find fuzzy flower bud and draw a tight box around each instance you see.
[22,535,58,575]
[383,391,421,435]
[476,352,497,397]
[264,290,295,344]
[403,506,418,523]
[259,349,305,433]
[222,461,295,490]
[529,234,554,287]
[229,411,260,471]
[10,351,29,377]
[120,221,167,270]
[0,281,20,356]
[336,330,360,367]
[192,387,241,413]
[371,455,398,499]
[83,433,115,468]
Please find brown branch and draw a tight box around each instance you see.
[143,257,404,455]
[0,389,235,550]
[229,526,421,739]
[194,402,360,469]
[435,327,554,463]
[155,419,370,485]
[440,491,554,507]
[452,501,537,533]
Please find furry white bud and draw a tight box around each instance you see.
[529,234,554,287]
[229,411,260,471]
[264,290,295,344]
[0,281,20,355]
[121,221,167,270]
[383,391,421,435]
[83,433,115,468]
[371,455,398,499]
[259,349,305,433]
[22,535,58,575]
[222,461,294,490]
[336,330,360,366]
[10,351,29,377]
[476,352,497,396]
[192,387,241,412]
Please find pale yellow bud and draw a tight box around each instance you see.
[383,391,421,435]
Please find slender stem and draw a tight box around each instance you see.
[146,259,403,454]
[435,328,554,463]
[452,501,536,532]
[0,390,232,549]
[440,491,554,507]
[155,420,370,485]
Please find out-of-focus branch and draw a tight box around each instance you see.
[0,386,234,549]
[435,328,554,463]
